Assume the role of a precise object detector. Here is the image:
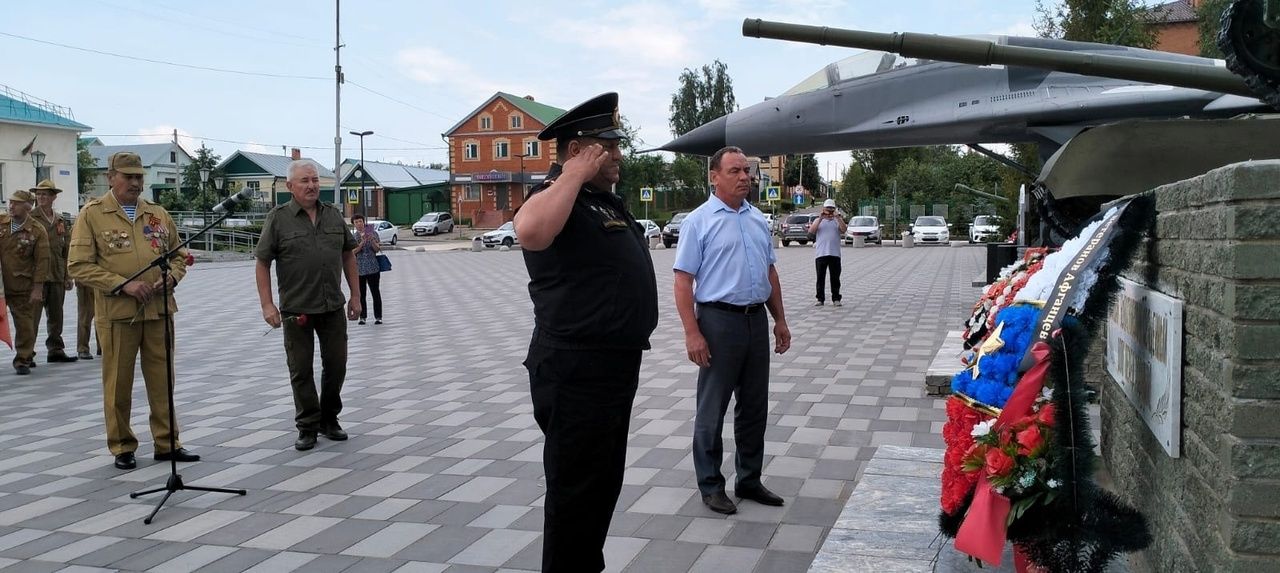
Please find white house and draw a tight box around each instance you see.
[0,85,91,215]
[83,140,194,203]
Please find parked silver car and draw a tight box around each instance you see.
[780,213,815,246]
[412,212,454,236]
[636,219,661,240]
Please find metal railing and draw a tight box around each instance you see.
[177,226,260,254]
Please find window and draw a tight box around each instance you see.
[494,140,510,159]
[165,178,177,185]
[170,151,177,163]
[464,141,479,160]
[524,140,540,158]
[246,180,260,198]
[479,114,493,130]
[464,184,480,201]
[510,114,523,129]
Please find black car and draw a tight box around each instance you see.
[662,212,689,248]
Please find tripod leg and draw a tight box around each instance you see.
[130,485,169,499]
[143,489,175,525]
[185,485,247,496]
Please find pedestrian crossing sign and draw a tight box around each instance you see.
[640,187,653,202]
[347,189,359,205]
[766,186,780,202]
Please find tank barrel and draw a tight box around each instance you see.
[743,18,1257,99]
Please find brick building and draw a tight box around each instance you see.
[1143,0,1203,56]
[443,93,565,229]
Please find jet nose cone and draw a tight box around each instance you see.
[660,115,727,156]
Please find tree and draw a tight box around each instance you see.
[427,162,447,170]
[1034,0,1157,48]
[76,139,98,200]
[1196,0,1231,58]
[180,145,223,214]
[835,162,870,215]
[670,155,708,208]
[669,60,736,137]
[782,154,820,191]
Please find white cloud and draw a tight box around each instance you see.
[547,4,696,68]
[995,20,1036,37]
[136,125,196,154]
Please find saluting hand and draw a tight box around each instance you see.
[561,143,610,184]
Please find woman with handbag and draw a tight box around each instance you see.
[351,214,384,325]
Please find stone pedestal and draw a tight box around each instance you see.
[901,233,914,248]
[851,235,865,248]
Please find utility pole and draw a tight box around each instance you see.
[334,0,343,200]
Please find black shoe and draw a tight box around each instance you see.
[14,365,30,375]
[295,431,318,451]
[702,491,738,515]
[114,452,137,470]
[47,352,78,363]
[322,423,348,441]
[374,319,382,325]
[358,319,366,325]
[736,484,785,506]
[77,351,94,360]
[154,448,200,462]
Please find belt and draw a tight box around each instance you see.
[699,301,765,315]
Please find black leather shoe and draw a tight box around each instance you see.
[736,484,785,506]
[77,351,94,360]
[295,431,318,451]
[154,448,200,462]
[114,452,136,470]
[14,365,30,375]
[702,491,738,515]
[47,352,78,363]
[322,423,348,441]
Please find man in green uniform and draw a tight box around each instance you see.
[75,282,97,360]
[254,159,360,452]
[30,179,78,363]
[69,151,199,470]
[0,190,50,375]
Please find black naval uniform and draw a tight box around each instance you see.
[522,162,658,572]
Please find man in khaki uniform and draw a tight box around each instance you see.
[76,282,97,360]
[0,190,50,375]
[30,179,78,363]
[68,151,200,470]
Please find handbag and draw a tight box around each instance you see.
[376,253,392,273]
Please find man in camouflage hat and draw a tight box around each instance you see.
[0,189,50,375]
[29,179,78,363]
[69,151,199,470]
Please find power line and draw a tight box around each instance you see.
[0,31,328,80]
[347,80,457,122]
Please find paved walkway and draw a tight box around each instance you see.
[0,243,982,572]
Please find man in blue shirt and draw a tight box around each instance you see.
[673,146,792,515]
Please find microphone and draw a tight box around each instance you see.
[212,188,255,214]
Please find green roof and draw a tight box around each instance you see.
[0,89,91,131]
[499,92,565,125]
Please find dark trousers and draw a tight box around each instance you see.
[34,281,67,353]
[692,305,770,496]
[283,308,347,431]
[358,273,382,320]
[815,255,842,303]
[525,342,641,573]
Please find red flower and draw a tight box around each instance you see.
[985,447,1015,479]
[1038,404,1056,427]
[1016,425,1044,456]
[295,314,309,327]
[185,253,195,267]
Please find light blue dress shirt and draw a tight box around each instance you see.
[673,195,776,305]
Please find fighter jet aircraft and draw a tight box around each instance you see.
[659,33,1272,159]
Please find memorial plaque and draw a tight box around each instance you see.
[1106,277,1183,457]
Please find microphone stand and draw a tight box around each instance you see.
[121,206,247,524]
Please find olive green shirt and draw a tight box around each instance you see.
[255,200,356,314]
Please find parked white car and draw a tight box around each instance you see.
[969,215,1002,243]
[844,215,883,245]
[364,219,399,245]
[910,216,950,245]
[481,221,519,248]
[412,212,454,236]
[636,219,661,240]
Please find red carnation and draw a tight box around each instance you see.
[295,314,309,327]
[185,253,195,266]
[1038,404,1056,427]
[985,447,1015,479]
[1016,425,1044,456]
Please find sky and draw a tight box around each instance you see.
[3,0,1044,180]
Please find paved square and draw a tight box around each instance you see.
[0,242,982,571]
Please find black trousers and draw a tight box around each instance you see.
[283,308,347,431]
[692,305,770,496]
[815,255,842,302]
[358,273,382,320]
[525,342,641,573]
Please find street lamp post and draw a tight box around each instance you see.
[514,153,529,201]
[199,167,212,251]
[31,150,46,185]
[349,130,373,218]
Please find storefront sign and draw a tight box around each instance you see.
[1106,277,1183,457]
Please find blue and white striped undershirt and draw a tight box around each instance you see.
[122,205,137,221]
